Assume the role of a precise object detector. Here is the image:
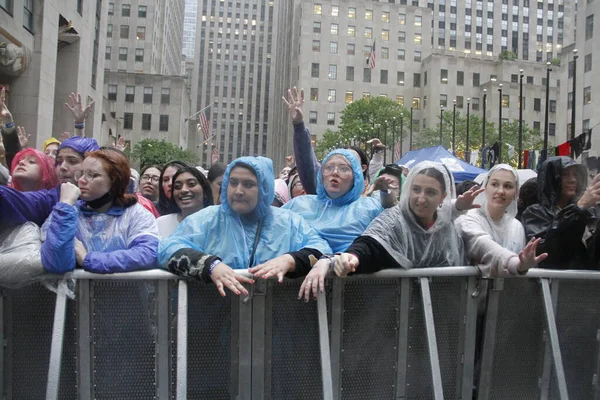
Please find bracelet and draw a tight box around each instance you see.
[318,254,337,272]
[74,122,85,129]
[208,258,222,276]
[4,122,14,129]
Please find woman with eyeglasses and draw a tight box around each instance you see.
[41,148,159,274]
[139,165,161,204]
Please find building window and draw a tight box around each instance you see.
[585,54,592,72]
[399,31,406,42]
[23,0,33,31]
[142,114,151,130]
[440,94,448,107]
[137,26,146,40]
[327,112,336,125]
[381,29,389,41]
[122,4,130,17]
[159,88,171,105]
[414,33,422,44]
[473,73,480,87]
[365,9,373,20]
[313,3,322,15]
[397,71,405,86]
[399,13,406,24]
[330,42,338,54]
[331,5,339,17]
[107,24,113,38]
[138,5,147,17]
[441,69,448,83]
[534,98,541,111]
[123,113,133,129]
[135,48,144,62]
[397,49,405,60]
[346,66,354,81]
[347,43,355,55]
[382,11,390,22]
[108,85,117,101]
[328,89,336,102]
[413,73,421,87]
[396,96,404,106]
[125,86,135,102]
[143,87,153,103]
[456,96,464,108]
[584,86,592,104]
[348,26,355,37]
[330,23,338,35]
[313,22,321,34]
[348,7,356,18]
[472,97,480,111]
[119,47,128,61]
[345,91,353,104]
[328,64,337,79]
[310,88,318,101]
[586,14,594,40]
[311,63,319,77]
[312,40,320,51]
[414,50,422,62]
[412,97,421,110]
[309,111,318,124]
[549,122,556,136]
[365,27,373,39]
[363,68,371,83]
[380,70,388,84]
[120,25,129,39]
[415,15,422,26]
[457,71,464,86]
[527,76,534,84]
[550,100,556,113]
[502,95,510,107]
[108,2,114,15]
[379,47,388,59]
[159,115,169,131]
[511,74,519,83]
[105,46,111,60]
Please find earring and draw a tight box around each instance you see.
[438,203,443,208]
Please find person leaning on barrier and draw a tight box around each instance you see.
[41,148,159,274]
[299,162,467,300]
[522,156,600,270]
[159,156,331,296]
[455,164,547,278]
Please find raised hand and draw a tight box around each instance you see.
[373,175,399,192]
[282,87,305,124]
[115,136,127,152]
[517,237,548,273]
[367,138,385,150]
[60,182,81,205]
[285,155,295,168]
[455,185,485,211]
[210,262,254,297]
[577,174,600,209]
[59,132,71,141]
[17,126,30,149]
[65,93,94,124]
[249,254,295,283]
[0,86,12,125]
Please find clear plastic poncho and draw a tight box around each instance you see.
[0,222,45,288]
[362,161,465,269]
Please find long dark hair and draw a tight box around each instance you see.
[157,161,188,215]
[168,166,213,213]
[418,167,447,193]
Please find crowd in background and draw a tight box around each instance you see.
[1,87,600,299]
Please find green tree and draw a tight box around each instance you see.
[314,129,349,160]
[499,50,518,61]
[415,110,543,167]
[130,139,197,169]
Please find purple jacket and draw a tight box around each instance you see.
[0,185,60,227]
[293,122,320,195]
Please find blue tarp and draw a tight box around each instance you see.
[396,146,487,183]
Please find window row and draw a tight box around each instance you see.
[312,22,421,43]
[0,0,34,32]
[106,24,146,40]
[107,85,171,104]
[118,112,170,131]
[105,46,146,62]
[312,42,422,61]
[312,4,422,27]
[108,3,147,18]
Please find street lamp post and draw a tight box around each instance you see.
[571,49,578,158]
[482,89,487,163]
[466,98,471,162]
[439,105,444,146]
[400,115,404,157]
[543,61,552,153]
[452,100,456,155]
[518,69,524,168]
[383,120,388,164]
[409,107,413,151]
[498,83,503,164]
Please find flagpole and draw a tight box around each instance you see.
[184,103,213,123]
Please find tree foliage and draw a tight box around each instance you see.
[130,139,197,169]
[499,50,518,61]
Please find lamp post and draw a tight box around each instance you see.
[466,98,471,162]
[391,117,396,164]
[400,115,404,156]
[439,105,444,146]
[383,120,388,164]
[571,49,578,158]
[518,69,524,168]
[409,107,413,151]
[482,88,487,156]
[452,99,457,155]
[543,61,552,152]
[498,83,503,163]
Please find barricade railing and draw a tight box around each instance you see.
[2,268,600,399]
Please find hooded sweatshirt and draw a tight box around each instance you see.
[158,157,331,280]
[521,156,599,269]
[282,149,384,253]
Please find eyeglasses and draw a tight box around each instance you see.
[141,174,160,183]
[322,164,353,176]
[74,170,104,182]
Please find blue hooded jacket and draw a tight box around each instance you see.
[283,149,383,253]
[158,157,331,269]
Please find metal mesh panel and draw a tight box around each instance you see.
[270,280,323,400]
[7,284,77,399]
[489,279,546,399]
[550,280,600,400]
[186,281,231,399]
[340,280,399,400]
[91,281,157,399]
[170,282,179,400]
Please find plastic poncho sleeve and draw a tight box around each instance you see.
[521,203,597,268]
[455,214,524,277]
[0,185,59,227]
[293,122,319,195]
[368,151,384,183]
[41,202,79,274]
[82,209,159,273]
[158,215,209,267]
[0,222,45,287]
[284,215,332,277]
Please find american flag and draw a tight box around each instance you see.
[199,111,210,141]
[394,141,401,161]
[211,146,219,164]
[367,40,376,70]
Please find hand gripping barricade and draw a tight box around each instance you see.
[1,267,600,399]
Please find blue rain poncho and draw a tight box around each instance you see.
[41,202,159,274]
[282,149,383,253]
[158,157,331,269]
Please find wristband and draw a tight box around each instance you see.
[4,122,14,129]
[318,254,337,272]
[208,259,222,276]
[74,122,85,129]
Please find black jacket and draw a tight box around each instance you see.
[522,156,599,269]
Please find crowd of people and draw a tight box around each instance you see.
[1,87,599,297]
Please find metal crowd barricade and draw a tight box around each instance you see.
[2,268,600,399]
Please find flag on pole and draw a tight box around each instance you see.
[394,141,401,161]
[199,111,210,141]
[211,146,219,164]
[367,40,376,70]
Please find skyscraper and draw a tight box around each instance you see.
[182,0,198,59]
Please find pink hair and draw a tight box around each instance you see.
[10,148,59,191]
